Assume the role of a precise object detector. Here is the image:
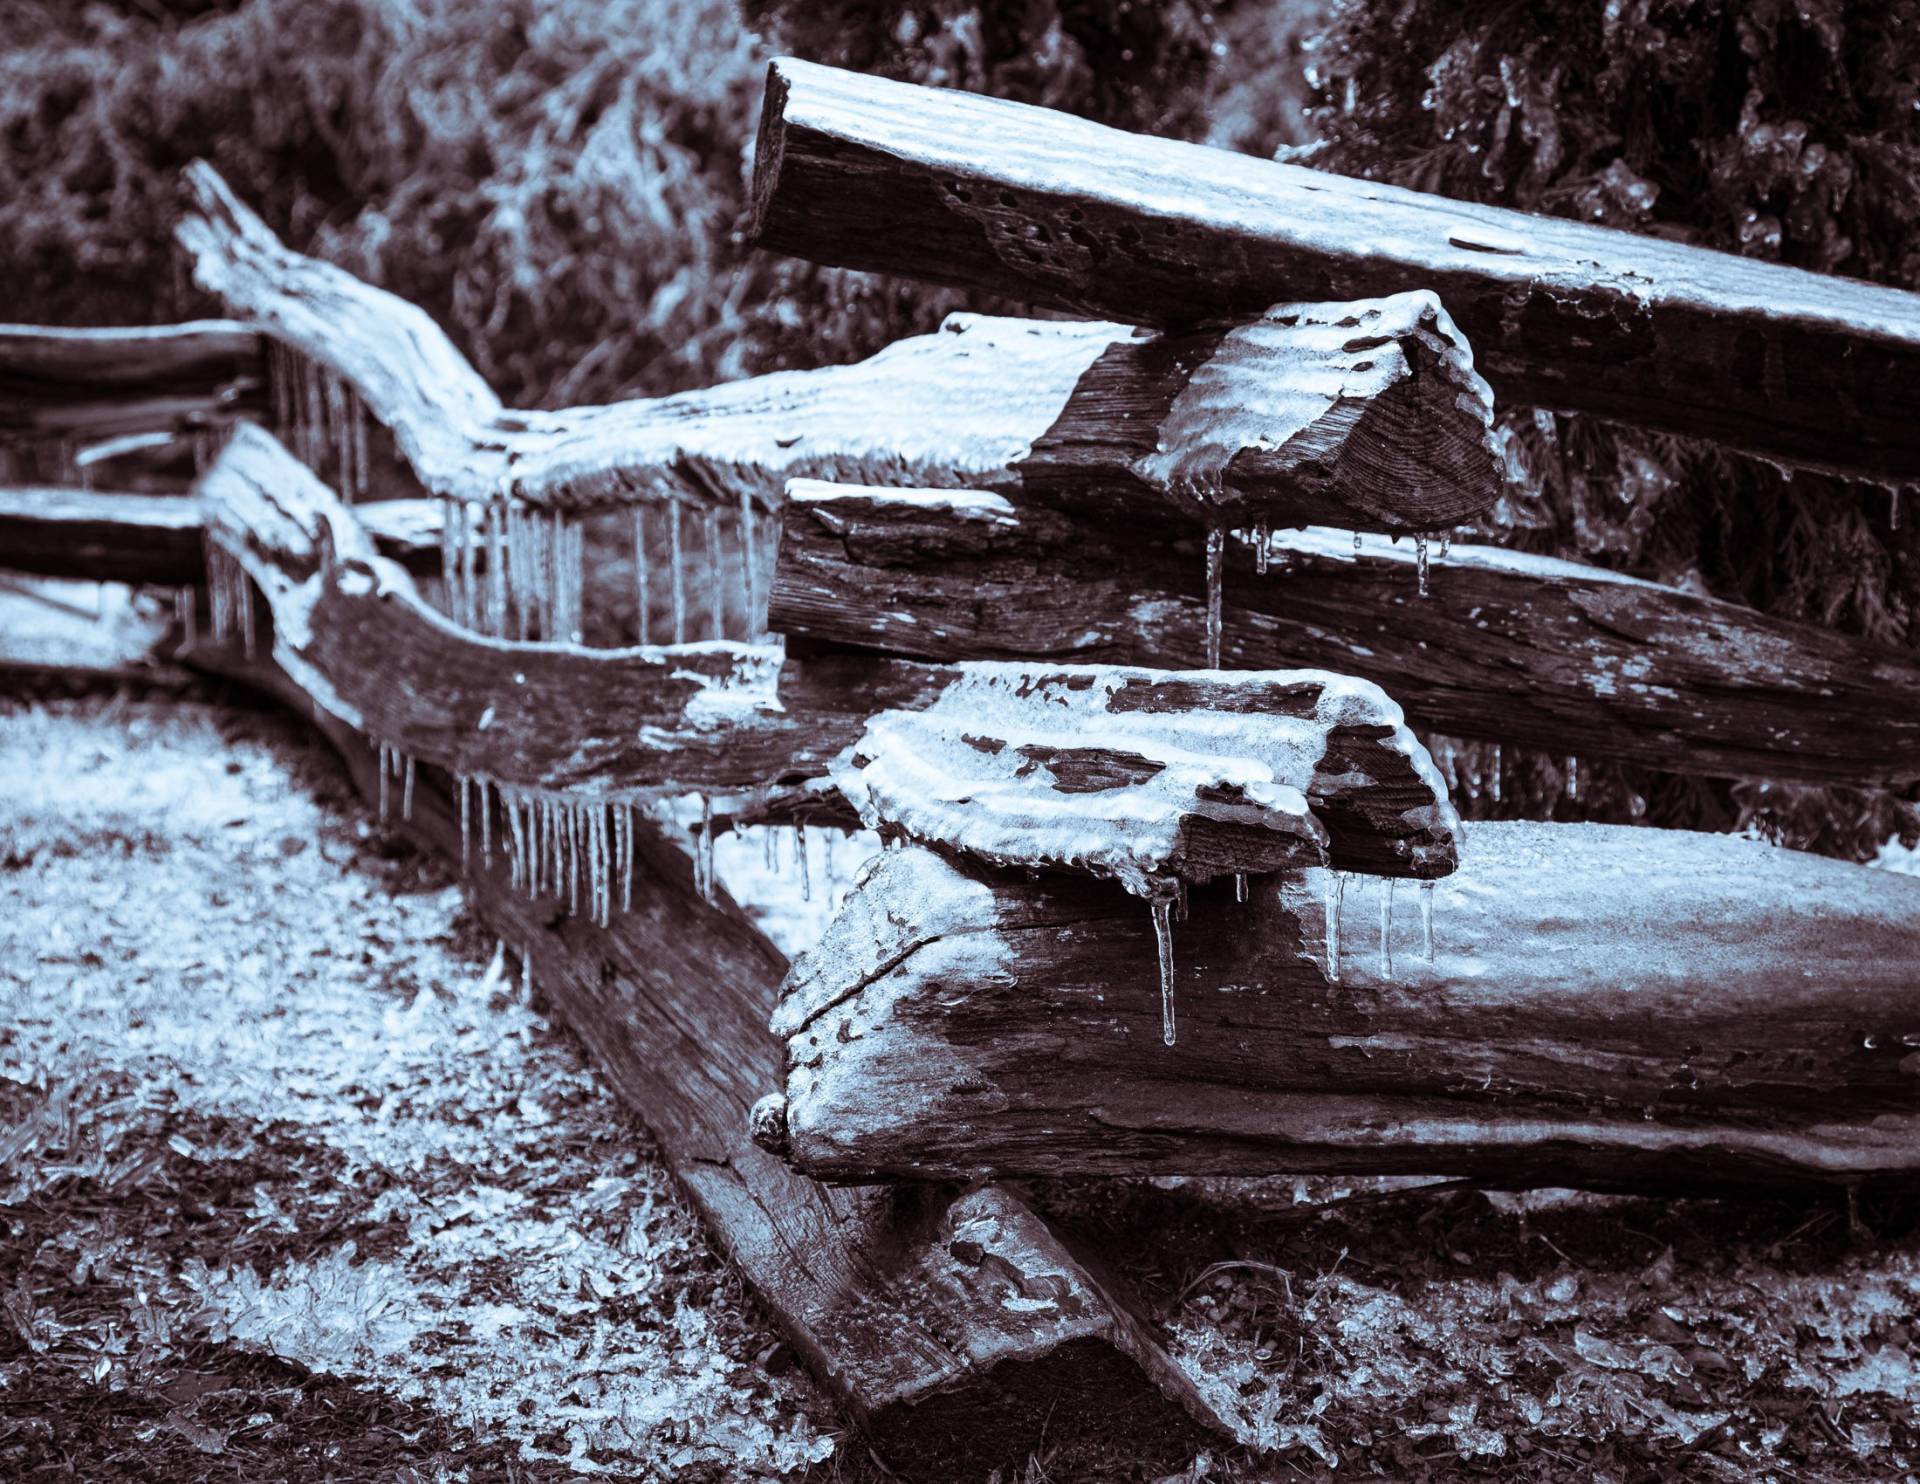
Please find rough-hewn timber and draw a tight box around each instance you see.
[765,829,1920,1189]
[771,483,1920,789]
[0,485,445,582]
[175,163,1498,532]
[0,320,265,441]
[182,643,1226,1483]
[194,425,1454,872]
[751,57,1920,483]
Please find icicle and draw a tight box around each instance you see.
[567,803,581,917]
[237,567,255,661]
[441,499,463,624]
[706,507,725,640]
[1439,531,1452,559]
[1204,525,1226,669]
[763,824,778,873]
[632,507,651,645]
[505,791,526,890]
[348,384,371,502]
[823,830,839,899]
[478,777,493,862]
[485,501,508,638]
[377,743,391,822]
[562,515,585,645]
[1324,871,1345,983]
[459,775,471,867]
[796,820,811,902]
[176,586,197,650]
[696,795,715,903]
[1253,521,1270,576]
[1490,744,1503,804]
[1234,872,1247,903]
[1176,878,1190,923]
[401,755,416,821]
[621,803,637,912]
[1894,488,1904,532]
[1566,754,1579,801]
[1415,534,1430,598]
[1378,878,1395,979]
[738,493,759,637]
[1150,896,1177,1047]
[668,502,687,643]
[302,353,325,472]
[1419,879,1436,963]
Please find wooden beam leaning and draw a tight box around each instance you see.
[182,645,1227,1482]
[770,483,1920,789]
[192,425,1457,874]
[174,163,1497,531]
[0,320,266,442]
[762,826,1920,1190]
[0,485,447,584]
[751,57,1920,483]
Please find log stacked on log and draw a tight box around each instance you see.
[770,481,1920,789]
[176,162,1501,535]
[762,828,1920,1190]
[751,56,1920,484]
[0,319,264,443]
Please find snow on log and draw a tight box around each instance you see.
[185,648,1226,1482]
[771,483,1920,789]
[0,485,446,584]
[751,58,1920,483]
[765,825,1920,1189]
[0,319,265,442]
[174,164,1496,532]
[191,427,1448,878]
[834,664,1459,897]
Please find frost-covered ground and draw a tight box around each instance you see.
[2,642,1917,1480]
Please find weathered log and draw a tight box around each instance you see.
[180,644,1226,1482]
[771,482,1920,789]
[0,485,445,583]
[766,827,1920,1190]
[193,424,1456,874]
[0,320,265,441]
[750,57,1920,483]
[175,163,1497,532]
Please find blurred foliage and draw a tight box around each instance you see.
[1305,0,1920,857]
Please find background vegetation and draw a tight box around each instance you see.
[5,0,1916,858]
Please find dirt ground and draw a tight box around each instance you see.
[2,601,1917,1481]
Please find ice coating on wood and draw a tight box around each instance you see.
[830,662,1460,897]
[1133,292,1495,519]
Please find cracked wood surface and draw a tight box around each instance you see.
[751,57,1920,482]
[771,482,1920,789]
[766,829,1920,1189]
[173,162,1497,531]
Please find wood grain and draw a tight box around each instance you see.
[751,57,1920,482]
[770,483,1920,788]
[768,829,1920,1190]
[0,319,265,441]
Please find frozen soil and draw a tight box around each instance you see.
[2,683,1917,1482]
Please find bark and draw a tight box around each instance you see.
[750,57,1920,482]
[770,482,1920,788]
[174,163,1497,532]
[765,828,1920,1190]
[0,320,265,442]
[178,650,1226,1482]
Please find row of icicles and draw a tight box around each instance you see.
[434,495,772,646]
[1203,524,1455,668]
[1145,872,1442,1048]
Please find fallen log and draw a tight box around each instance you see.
[175,163,1497,533]
[770,482,1920,789]
[763,826,1920,1190]
[750,58,1920,483]
[179,647,1225,1482]
[0,485,446,583]
[0,319,265,442]
[193,424,1457,876]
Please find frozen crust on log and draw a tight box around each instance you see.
[0,320,266,441]
[185,650,1224,1482]
[771,484,1920,789]
[767,825,1920,1189]
[0,485,446,585]
[191,427,1447,875]
[174,163,1497,531]
[834,664,1460,893]
[751,58,1920,483]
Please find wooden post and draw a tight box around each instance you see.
[751,57,1920,483]
[764,829,1920,1190]
[771,482,1920,789]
